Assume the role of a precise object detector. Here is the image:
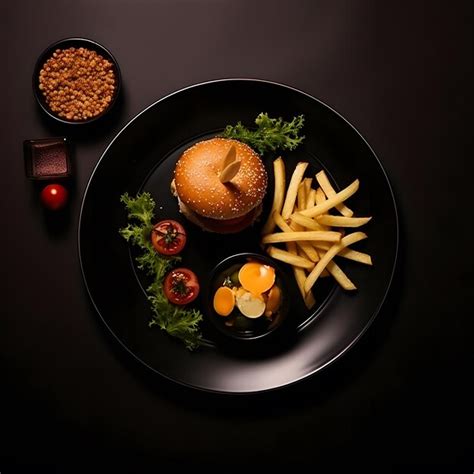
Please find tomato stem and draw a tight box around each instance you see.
[172,279,190,296]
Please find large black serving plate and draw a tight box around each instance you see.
[78,79,399,394]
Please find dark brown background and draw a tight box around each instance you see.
[1,0,472,471]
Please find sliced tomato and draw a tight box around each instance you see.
[151,220,186,255]
[163,268,200,305]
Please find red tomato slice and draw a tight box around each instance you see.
[151,220,186,255]
[163,268,200,305]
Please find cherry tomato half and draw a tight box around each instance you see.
[151,220,187,255]
[163,268,200,305]
[40,183,68,211]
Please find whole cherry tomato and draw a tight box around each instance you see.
[40,184,68,210]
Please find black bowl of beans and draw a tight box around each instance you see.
[32,37,122,124]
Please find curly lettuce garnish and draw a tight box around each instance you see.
[119,192,203,350]
[221,112,305,155]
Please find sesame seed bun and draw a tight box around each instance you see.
[173,138,267,232]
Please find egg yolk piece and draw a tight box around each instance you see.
[213,286,235,316]
[238,262,276,295]
[266,285,281,314]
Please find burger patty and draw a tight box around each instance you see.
[177,197,262,234]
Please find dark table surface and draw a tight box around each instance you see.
[1,0,472,471]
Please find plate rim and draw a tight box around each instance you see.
[77,77,400,394]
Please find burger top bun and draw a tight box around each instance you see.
[173,138,268,219]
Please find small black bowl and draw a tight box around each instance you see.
[32,37,122,125]
[206,252,291,342]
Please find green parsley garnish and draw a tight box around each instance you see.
[221,112,305,155]
[119,192,203,350]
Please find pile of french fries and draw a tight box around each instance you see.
[261,158,373,309]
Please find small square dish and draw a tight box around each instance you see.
[24,137,72,180]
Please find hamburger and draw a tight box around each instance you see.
[171,137,268,233]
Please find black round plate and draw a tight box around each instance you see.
[78,79,399,394]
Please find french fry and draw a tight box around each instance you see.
[281,162,308,219]
[303,178,313,199]
[293,262,307,297]
[262,230,342,244]
[297,182,306,212]
[261,157,286,235]
[273,211,320,262]
[290,224,320,262]
[290,199,304,230]
[297,179,359,218]
[304,292,317,307]
[290,213,326,231]
[293,266,316,308]
[285,241,309,267]
[293,244,313,261]
[292,266,305,294]
[293,247,316,308]
[317,215,372,228]
[338,248,373,265]
[326,261,356,290]
[267,246,315,269]
[316,170,354,217]
[314,249,330,277]
[315,187,326,205]
[306,188,316,209]
[304,232,367,293]
[293,186,321,259]
[314,242,373,265]
[312,188,330,230]
[293,236,322,290]
[298,244,319,261]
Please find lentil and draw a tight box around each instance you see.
[38,47,116,121]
